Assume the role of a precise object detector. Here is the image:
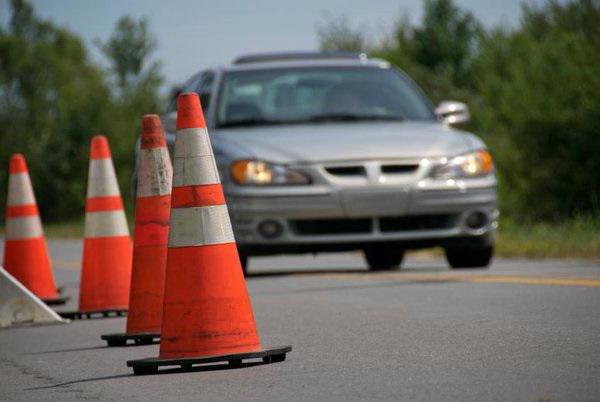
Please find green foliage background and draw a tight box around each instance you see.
[319,0,600,222]
[0,0,162,222]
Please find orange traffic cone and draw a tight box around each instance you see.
[60,136,132,319]
[102,115,172,346]
[127,93,290,375]
[3,154,67,305]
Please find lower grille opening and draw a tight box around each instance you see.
[291,218,372,235]
[379,214,457,232]
[325,166,366,176]
[381,164,419,174]
[290,214,458,236]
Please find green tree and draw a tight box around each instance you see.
[317,14,367,52]
[374,0,480,100]
[0,1,164,223]
[0,0,114,221]
[317,0,479,102]
[96,16,160,93]
[96,16,164,204]
[473,0,600,220]
[412,0,481,85]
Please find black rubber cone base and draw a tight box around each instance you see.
[101,332,160,347]
[43,296,70,306]
[58,309,127,320]
[127,345,292,375]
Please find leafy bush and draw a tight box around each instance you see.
[473,20,600,219]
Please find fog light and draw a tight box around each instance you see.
[465,212,488,230]
[258,220,283,239]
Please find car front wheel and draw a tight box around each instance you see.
[363,246,404,271]
[445,246,493,269]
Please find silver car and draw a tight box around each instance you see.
[160,52,498,274]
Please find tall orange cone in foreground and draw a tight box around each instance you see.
[102,115,172,346]
[127,93,290,375]
[3,154,66,305]
[61,136,132,319]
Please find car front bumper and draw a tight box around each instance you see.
[225,175,497,253]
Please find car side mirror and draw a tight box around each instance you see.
[435,101,470,125]
[163,111,177,133]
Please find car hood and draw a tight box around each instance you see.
[213,121,482,163]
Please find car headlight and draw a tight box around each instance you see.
[231,160,311,185]
[430,150,493,179]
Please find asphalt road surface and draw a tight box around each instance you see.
[1,239,599,401]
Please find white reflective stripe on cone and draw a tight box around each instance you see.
[84,210,130,238]
[173,128,220,187]
[168,204,235,248]
[137,147,173,198]
[7,173,36,206]
[86,158,121,198]
[5,216,43,240]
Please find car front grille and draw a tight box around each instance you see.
[290,214,458,236]
[324,162,419,178]
[380,164,419,174]
[324,166,366,177]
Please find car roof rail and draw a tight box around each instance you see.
[232,51,368,65]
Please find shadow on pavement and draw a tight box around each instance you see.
[247,268,366,278]
[246,267,448,279]
[24,362,265,390]
[149,361,264,375]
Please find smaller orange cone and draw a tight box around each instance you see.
[127,93,290,375]
[3,154,67,305]
[102,115,172,346]
[60,136,132,320]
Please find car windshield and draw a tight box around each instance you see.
[216,66,435,128]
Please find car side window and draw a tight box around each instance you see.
[166,70,214,116]
[197,71,214,111]
[167,73,202,113]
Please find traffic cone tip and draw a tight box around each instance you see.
[9,154,28,174]
[176,92,206,130]
[141,115,167,149]
[90,135,111,159]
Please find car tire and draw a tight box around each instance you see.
[445,246,493,269]
[363,247,404,271]
[239,253,248,276]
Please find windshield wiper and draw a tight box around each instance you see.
[218,113,405,128]
[306,113,405,123]
[218,118,291,128]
